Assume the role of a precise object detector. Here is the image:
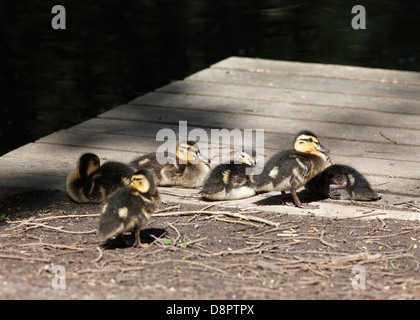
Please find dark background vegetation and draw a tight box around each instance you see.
[1,0,419,156]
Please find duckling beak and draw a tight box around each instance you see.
[246,159,257,167]
[196,152,211,164]
[316,143,330,154]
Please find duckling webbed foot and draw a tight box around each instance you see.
[280,191,296,207]
[291,189,319,209]
[133,227,149,248]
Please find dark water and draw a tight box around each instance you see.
[1,0,419,156]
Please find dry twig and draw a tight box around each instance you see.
[316,229,337,249]
[18,222,97,234]
[379,132,398,144]
[153,210,279,227]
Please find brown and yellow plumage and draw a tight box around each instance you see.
[130,140,210,188]
[305,164,381,201]
[97,169,160,248]
[255,130,331,208]
[201,151,258,200]
[66,153,135,204]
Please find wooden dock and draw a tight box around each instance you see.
[1,56,420,220]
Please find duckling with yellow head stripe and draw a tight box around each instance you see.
[255,130,331,209]
[98,169,160,248]
[130,140,211,188]
[201,150,259,200]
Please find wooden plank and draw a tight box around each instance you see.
[0,158,73,176]
[130,91,420,131]
[5,128,416,180]
[0,137,418,198]
[4,123,419,181]
[72,118,182,137]
[35,129,159,153]
[366,175,420,197]
[0,150,418,198]
[0,171,65,191]
[71,117,420,164]
[99,104,420,148]
[2,142,139,164]
[329,155,419,180]
[157,80,420,115]
[212,57,420,86]
[186,68,420,100]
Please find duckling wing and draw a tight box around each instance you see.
[347,171,381,201]
[200,165,228,195]
[140,192,161,213]
[130,153,158,169]
[228,164,252,189]
[99,162,135,180]
[255,151,309,191]
[94,162,135,195]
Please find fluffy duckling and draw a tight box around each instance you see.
[201,150,259,200]
[130,140,210,188]
[305,164,381,201]
[66,153,135,204]
[97,170,160,248]
[255,130,331,209]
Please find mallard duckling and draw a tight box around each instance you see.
[255,130,331,209]
[201,150,259,200]
[66,153,135,204]
[130,140,210,188]
[97,170,160,248]
[305,164,381,201]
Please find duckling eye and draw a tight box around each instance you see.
[300,138,314,144]
[131,176,144,183]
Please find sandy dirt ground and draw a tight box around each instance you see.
[0,189,420,300]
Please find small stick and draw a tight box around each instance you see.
[214,217,261,227]
[92,246,104,264]
[18,222,97,234]
[0,254,51,263]
[200,203,218,211]
[156,204,180,213]
[7,214,100,224]
[379,132,398,144]
[330,252,381,263]
[188,203,217,222]
[318,230,337,248]
[166,222,181,244]
[18,242,89,251]
[153,210,279,227]
[335,212,386,220]
[187,214,199,223]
